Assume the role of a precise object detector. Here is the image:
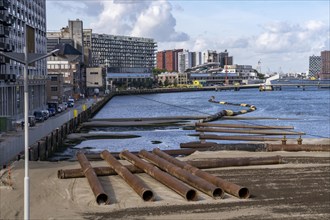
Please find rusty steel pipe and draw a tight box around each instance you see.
[153,148,250,199]
[85,148,199,161]
[119,150,197,201]
[200,134,284,142]
[58,165,143,179]
[195,122,295,130]
[196,127,305,135]
[101,150,154,201]
[58,155,281,179]
[76,152,109,205]
[138,150,224,199]
[267,144,330,152]
[187,155,282,169]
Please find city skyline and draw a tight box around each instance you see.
[46,0,330,73]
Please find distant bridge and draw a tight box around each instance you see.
[213,83,330,91]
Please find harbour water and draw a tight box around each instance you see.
[60,87,330,155]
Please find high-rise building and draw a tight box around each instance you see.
[156,49,183,72]
[321,50,330,79]
[0,0,47,119]
[308,55,321,77]
[219,50,233,68]
[91,34,156,73]
[178,50,193,73]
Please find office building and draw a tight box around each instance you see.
[219,50,233,68]
[0,0,47,120]
[309,55,321,77]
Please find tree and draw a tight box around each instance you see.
[164,78,170,87]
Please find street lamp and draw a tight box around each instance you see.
[0,26,60,220]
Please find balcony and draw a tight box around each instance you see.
[0,13,11,26]
[0,0,9,10]
[0,25,9,37]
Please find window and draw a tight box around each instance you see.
[90,72,98,75]
[50,86,58,91]
[51,76,57,81]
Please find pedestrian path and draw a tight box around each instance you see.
[0,98,96,167]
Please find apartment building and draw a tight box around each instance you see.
[91,34,156,74]
[0,0,47,120]
[158,49,234,73]
[46,19,85,100]
[309,55,321,77]
[156,49,183,72]
[321,50,330,79]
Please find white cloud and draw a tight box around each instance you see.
[91,0,189,42]
[251,21,328,53]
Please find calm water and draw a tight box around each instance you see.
[62,87,330,155]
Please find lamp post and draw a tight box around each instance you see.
[0,34,59,220]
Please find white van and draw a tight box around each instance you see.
[68,98,75,107]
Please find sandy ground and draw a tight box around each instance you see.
[0,149,330,220]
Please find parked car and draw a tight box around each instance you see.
[21,116,36,128]
[41,110,49,120]
[48,108,56,117]
[33,111,44,122]
[67,99,75,107]
[57,106,62,113]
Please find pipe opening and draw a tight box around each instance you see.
[57,170,62,179]
[238,187,250,199]
[213,188,225,199]
[96,193,109,205]
[142,190,154,201]
[186,189,197,201]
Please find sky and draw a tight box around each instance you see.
[46,0,330,73]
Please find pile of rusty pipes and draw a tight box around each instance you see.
[60,149,284,204]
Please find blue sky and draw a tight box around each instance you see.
[46,0,330,73]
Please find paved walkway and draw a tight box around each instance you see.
[0,98,96,167]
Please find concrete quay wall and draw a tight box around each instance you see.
[0,87,218,166]
[0,93,115,167]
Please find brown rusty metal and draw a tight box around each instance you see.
[266,144,330,152]
[119,150,197,201]
[76,152,109,204]
[195,122,294,130]
[187,155,282,169]
[58,165,143,179]
[138,150,224,199]
[152,148,250,199]
[100,150,154,201]
[85,148,199,161]
[200,134,284,142]
[196,127,305,135]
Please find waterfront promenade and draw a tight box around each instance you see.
[0,98,95,167]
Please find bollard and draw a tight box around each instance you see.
[282,135,287,145]
[73,109,78,118]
